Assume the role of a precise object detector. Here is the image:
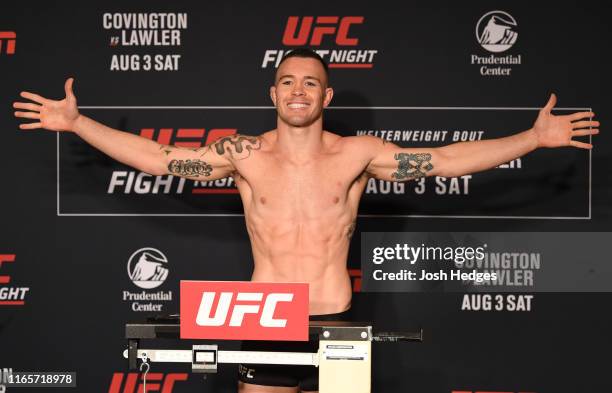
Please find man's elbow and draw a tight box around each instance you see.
[147,157,169,176]
[432,149,460,178]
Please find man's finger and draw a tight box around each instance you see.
[567,111,595,121]
[14,111,41,120]
[542,93,557,113]
[18,122,42,130]
[572,129,599,137]
[19,91,47,105]
[64,78,75,99]
[572,120,600,129]
[569,140,593,149]
[13,102,42,111]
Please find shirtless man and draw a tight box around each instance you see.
[13,49,599,392]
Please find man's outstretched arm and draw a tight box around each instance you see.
[13,78,240,180]
[365,94,599,181]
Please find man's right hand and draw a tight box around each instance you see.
[13,78,80,132]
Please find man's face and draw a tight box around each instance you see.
[270,57,333,128]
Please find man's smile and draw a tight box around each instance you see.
[287,101,310,109]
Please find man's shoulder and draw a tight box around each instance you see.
[331,133,385,151]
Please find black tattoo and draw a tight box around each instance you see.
[168,159,212,177]
[213,135,261,160]
[392,153,433,180]
[159,145,174,156]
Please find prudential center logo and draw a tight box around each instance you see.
[127,248,169,289]
[476,11,518,53]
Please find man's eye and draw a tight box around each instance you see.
[282,81,291,85]
[306,82,316,86]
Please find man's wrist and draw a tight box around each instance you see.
[524,128,540,151]
[71,114,85,134]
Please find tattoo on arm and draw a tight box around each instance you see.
[168,159,212,177]
[159,144,209,157]
[159,145,174,156]
[213,135,261,160]
[391,153,433,180]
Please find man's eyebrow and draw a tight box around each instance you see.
[304,75,321,82]
[277,74,321,82]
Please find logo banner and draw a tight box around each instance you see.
[180,281,309,341]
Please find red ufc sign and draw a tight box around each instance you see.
[180,281,309,341]
[108,372,188,393]
[0,32,16,55]
[139,128,237,148]
[0,254,15,284]
[282,16,363,46]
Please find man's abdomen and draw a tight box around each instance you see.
[247,217,354,315]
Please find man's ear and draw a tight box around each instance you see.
[323,87,334,108]
[270,86,277,107]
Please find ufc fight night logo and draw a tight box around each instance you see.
[107,127,239,195]
[0,32,16,55]
[139,127,237,148]
[282,16,363,46]
[262,16,379,69]
[180,281,309,341]
[0,254,29,306]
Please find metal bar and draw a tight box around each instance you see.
[124,349,192,363]
[373,329,424,342]
[218,350,318,366]
[123,349,318,366]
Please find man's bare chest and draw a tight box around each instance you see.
[233,152,367,214]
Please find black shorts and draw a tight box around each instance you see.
[238,308,352,391]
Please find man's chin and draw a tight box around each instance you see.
[279,114,319,128]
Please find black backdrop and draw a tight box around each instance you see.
[1,1,611,392]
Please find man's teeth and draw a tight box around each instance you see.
[288,103,309,108]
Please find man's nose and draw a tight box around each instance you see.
[291,84,305,95]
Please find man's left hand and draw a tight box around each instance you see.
[533,94,599,149]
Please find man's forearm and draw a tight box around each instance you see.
[73,115,165,175]
[437,129,538,177]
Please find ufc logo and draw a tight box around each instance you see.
[108,372,187,393]
[139,128,237,148]
[0,254,16,284]
[282,16,363,46]
[0,32,16,55]
[181,281,308,341]
[196,292,293,327]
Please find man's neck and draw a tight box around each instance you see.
[275,117,325,161]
